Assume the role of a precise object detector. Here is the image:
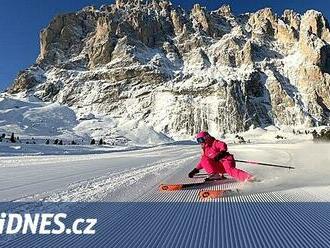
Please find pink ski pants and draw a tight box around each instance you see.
[199,155,252,182]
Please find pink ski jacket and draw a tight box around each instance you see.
[196,137,232,170]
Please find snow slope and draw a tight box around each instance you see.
[0,142,329,202]
[0,93,173,146]
[0,142,329,247]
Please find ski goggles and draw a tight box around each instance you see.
[196,137,206,144]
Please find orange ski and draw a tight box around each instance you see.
[159,182,203,191]
[199,190,226,199]
[159,184,183,191]
[159,179,229,191]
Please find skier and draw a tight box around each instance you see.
[188,131,253,182]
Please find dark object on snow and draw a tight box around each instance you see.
[90,139,95,145]
[235,135,246,144]
[10,133,16,143]
[204,175,225,181]
[98,138,104,145]
[311,130,318,138]
[160,179,226,191]
[275,135,285,139]
[188,168,200,178]
[1,133,5,139]
[71,140,76,145]
[313,129,330,142]
[54,139,59,145]
[58,140,63,145]
[45,139,50,144]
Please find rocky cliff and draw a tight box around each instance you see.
[7,0,330,139]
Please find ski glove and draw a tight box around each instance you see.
[214,151,230,161]
[188,168,200,178]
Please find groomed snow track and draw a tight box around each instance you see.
[2,143,330,247]
[4,178,330,247]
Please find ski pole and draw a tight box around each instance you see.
[235,159,295,169]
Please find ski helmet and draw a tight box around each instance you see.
[196,131,210,144]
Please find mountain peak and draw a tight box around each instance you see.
[7,2,330,136]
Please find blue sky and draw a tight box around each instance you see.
[1,0,330,91]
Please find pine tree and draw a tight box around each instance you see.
[98,138,103,145]
[90,139,95,145]
[59,140,63,145]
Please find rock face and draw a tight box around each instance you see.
[7,1,330,138]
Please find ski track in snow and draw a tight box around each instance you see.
[1,142,328,204]
[16,155,198,202]
[0,142,329,204]
[0,142,329,247]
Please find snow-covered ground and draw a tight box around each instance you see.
[0,93,173,147]
[2,92,325,148]
[1,103,329,247]
[1,92,329,203]
[0,141,329,202]
[1,141,329,247]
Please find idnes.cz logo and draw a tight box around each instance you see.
[0,213,97,235]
